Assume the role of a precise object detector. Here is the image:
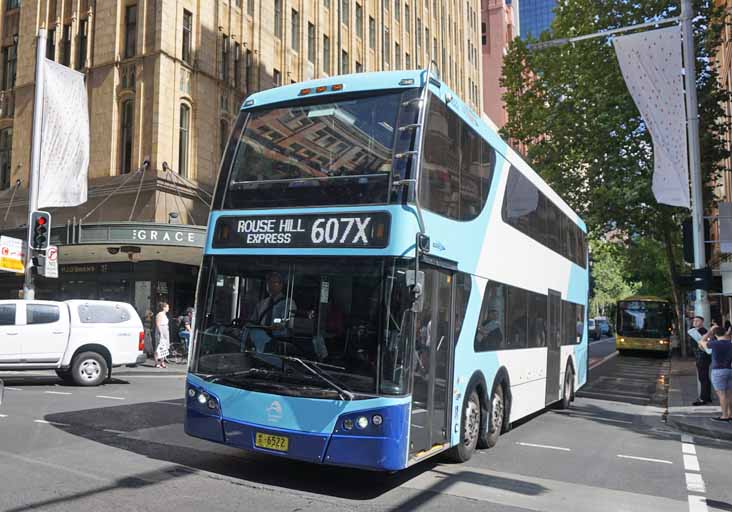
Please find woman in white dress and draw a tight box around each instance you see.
[155,302,170,368]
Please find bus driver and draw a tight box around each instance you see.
[248,272,297,352]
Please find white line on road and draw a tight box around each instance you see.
[0,414,7,418]
[33,419,69,427]
[589,351,619,369]
[682,443,697,455]
[95,395,125,400]
[686,472,706,493]
[688,496,709,512]
[682,434,694,443]
[617,454,673,464]
[102,429,126,434]
[683,454,700,472]
[516,442,571,452]
[4,387,23,391]
[44,391,72,396]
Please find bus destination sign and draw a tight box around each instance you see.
[212,212,391,249]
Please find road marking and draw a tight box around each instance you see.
[682,443,696,455]
[681,434,694,443]
[33,419,69,427]
[44,391,72,396]
[0,414,7,418]
[589,351,619,369]
[516,442,571,452]
[158,401,184,407]
[617,454,673,464]
[683,454,700,472]
[95,395,125,400]
[686,472,706,493]
[688,495,709,512]
[4,387,23,391]
[102,429,126,434]
[554,411,634,424]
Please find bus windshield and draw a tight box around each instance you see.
[192,256,414,398]
[221,89,420,209]
[617,301,671,339]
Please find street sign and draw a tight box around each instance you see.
[43,245,58,278]
[0,236,25,274]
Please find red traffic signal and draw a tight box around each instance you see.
[30,211,51,251]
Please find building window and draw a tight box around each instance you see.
[221,35,229,82]
[247,0,254,16]
[77,19,88,69]
[324,0,330,7]
[274,0,282,39]
[119,100,134,175]
[0,127,11,190]
[341,0,349,27]
[291,9,300,51]
[61,24,71,66]
[5,0,19,10]
[47,29,55,61]
[220,119,229,158]
[323,35,330,73]
[355,3,363,39]
[234,43,241,89]
[2,43,16,89]
[395,0,400,21]
[405,4,410,32]
[406,52,411,69]
[341,49,348,73]
[273,68,281,86]
[356,61,362,73]
[482,21,487,46]
[178,104,190,178]
[384,28,390,65]
[307,23,315,63]
[245,49,253,92]
[182,10,193,64]
[369,16,375,49]
[124,4,137,59]
[395,42,400,69]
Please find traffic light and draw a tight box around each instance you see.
[30,210,51,251]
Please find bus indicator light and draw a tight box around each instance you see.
[316,86,327,93]
[331,84,343,91]
[299,88,312,96]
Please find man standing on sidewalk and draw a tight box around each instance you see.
[689,316,713,406]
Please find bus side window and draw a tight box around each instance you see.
[474,281,505,352]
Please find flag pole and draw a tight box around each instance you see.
[681,0,710,326]
[23,28,47,300]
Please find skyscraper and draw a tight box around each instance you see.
[519,0,557,39]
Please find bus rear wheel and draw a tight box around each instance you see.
[557,366,574,410]
[480,385,504,449]
[446,389,481,463]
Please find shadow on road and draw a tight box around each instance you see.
[0,375,131,387]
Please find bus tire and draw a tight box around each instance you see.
[483,385,504,448]
[557,366,574,410]
[446,389,481,463]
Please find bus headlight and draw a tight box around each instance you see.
[372,414,383,426]
[197,392,208,405]
[356,416,369,429]
[188,388,197,398]
[343,419,354,430]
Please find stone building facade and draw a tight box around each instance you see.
[0,0,482,318]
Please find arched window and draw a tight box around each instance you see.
[219,119,229,160]
[178,103,191,177]
[119,99,134,174]
[0,127,11,190]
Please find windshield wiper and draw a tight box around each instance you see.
[262,353,354,401]
[204,367,276,383]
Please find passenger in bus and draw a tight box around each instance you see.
[248,272,298,352]
[476,309,504,350]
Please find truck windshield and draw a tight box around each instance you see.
[192,256,414,398]
[221,89,420,209]
[617,301,671,339]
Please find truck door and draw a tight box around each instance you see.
[19,303,69,363]
[0,303,21,363]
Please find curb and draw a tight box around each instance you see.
[666,415,732,442]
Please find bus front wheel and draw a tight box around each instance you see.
[557,366,574,410]
[446,389,481,463]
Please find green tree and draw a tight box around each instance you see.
[590,239,640,318]
[500,0,730,347]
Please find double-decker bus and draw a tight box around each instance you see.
[185,69,589,471]
[615,296,673,354]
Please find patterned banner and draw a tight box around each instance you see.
[38,59,89,208]
[613,25,689,208]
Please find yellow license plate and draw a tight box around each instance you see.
[255,432,289,452]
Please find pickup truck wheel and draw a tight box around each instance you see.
[55,369,74,385]
[71,352,108,386]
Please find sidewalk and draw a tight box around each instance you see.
[113,355,188,376]
[666,356,732,441]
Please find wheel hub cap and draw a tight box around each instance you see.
[492,394,503,432]
[464,399,480,446]
[80,360,100,380]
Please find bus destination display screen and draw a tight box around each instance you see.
[212,212,391,249]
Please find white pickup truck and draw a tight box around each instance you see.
[0,300,146,386]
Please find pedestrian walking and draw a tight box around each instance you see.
[688,315,712,406]
[698,322,732,422]
[155,302,170,368]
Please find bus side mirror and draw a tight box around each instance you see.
[406,270,425,313]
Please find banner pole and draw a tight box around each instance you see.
[23,28,47,300]
[681,0,710,326]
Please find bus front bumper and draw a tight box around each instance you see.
[616,336,670,352]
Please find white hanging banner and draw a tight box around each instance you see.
[613,25,690,209]
[37,58,89,208]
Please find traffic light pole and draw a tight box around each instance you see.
[23,28,47,300]
[681,0,710,327]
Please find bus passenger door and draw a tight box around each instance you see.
[409,268,452,458]
[545,290,562,405]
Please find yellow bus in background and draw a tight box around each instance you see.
[615,296,673,354]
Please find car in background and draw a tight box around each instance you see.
[588,318,601,340]
[595,317,613,337]
[0,300,145,386]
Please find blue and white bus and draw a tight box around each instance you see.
[185,69,589,471]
